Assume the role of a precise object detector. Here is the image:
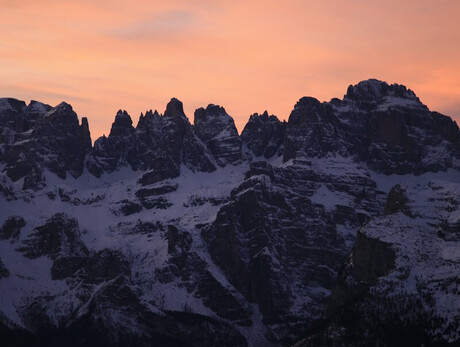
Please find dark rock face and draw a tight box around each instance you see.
[17,213,89,260]
[141,98,215,174]
[93,110,137,172]
[384,184,412,216]
[283,97,358,162]
[0,100,91,189]
[299,181,460,347]
[280,79,459,174]
[14,276,247,347]
[345,79,417,104]
[84,249,131,284]
[331,79,460,174]
[2,80,458,192]
[117,200,143,216]
[51,248,130,282]
[93,98,216,181]
[0,258,9,278]
[0,216,25,240]
[167,225,192,254]
[32,103,91,179]
[194,104,243,166]
[157,226,252,326]
[325,231,396,317]
[0,99,50,159]
[241,111,285,159]
[202,161,377,342]
[135,184,178,198]
[199,158,384,343]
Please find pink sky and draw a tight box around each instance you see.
[1,0,459,139]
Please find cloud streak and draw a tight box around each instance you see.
[1,0,459,137]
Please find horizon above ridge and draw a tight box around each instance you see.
[1,1,460,140]
[2,78,457,143]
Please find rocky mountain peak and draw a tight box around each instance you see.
[283,96,355,162]
[194,103,243,166]
[115,109,131,119]
[136,110,162,137]
[0,98,26,114]
[55,101,73,109]
[26,100,52,117]
[80,117,92,152]
[345,79,390,101]
[108,110,134,137]
[41,102,78,125]
[164,97,186,119]
[194,104,236,138]
[143,109,160,119]
[344,79,424,109]
[291,97,336,123]
[295,96,322,108]
[241,111,285,158]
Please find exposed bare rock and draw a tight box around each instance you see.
[17,213,89,260]
[241,111,285,159]
[0,215,25,240]
[194,104,243,166]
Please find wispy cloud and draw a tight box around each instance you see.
[1,0,459,138]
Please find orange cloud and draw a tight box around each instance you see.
[1,0,459,139]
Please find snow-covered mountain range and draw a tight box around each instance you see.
[0,79,459,346]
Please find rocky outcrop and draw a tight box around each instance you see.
[157,226,252,325]
[135,184,178,198]
[0,216,25,240]
[0,99,50,158]
[202,161,364,343]
[0,258,9,278]
[1,101,91,189]
[17,213,89,260]
[166,225,192,255]
[194,104,243,166]
[384,184,412,216]
[283,97,358,162]
[325,231,396,317]
[26,102,91,179]
[241,111,285,159]
[92,110,137,172]
[93,98,216,182]
[332,79,460,174]
[300,180,460,346]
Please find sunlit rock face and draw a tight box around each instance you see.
[0,80,459,346]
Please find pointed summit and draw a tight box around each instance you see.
[165,98,186,119]
[109,110,134,137]
[241,111,284,159]
[80,117,92,152]
[43,102,78,123]
[194,104,243,166]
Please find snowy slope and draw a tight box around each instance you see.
[1,79,459,346]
